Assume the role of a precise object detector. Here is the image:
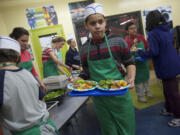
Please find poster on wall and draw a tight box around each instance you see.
[73,11,144,49]
[68,0,94,23]
[143,5,173,33]
[25,5,58,29]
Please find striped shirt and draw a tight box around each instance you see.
[42,47,53,63]
[79,34,135,79]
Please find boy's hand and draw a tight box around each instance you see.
[127,78,135,89]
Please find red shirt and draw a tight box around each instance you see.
[20,50,38,77]
[125,34,149,51]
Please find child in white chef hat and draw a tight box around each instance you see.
[0,36,59,135]
[79,3,136,135]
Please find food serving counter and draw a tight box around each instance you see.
[49,96,88,130]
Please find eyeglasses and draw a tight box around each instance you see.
[89,19,104,26]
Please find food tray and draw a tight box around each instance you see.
[67,82,97,92]
[68,88,128,97]
[135,57,149,62]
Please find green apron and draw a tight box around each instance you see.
[87,35,135,135]
[18,58,33,72]
[11,118,59,135]
[43,58,59,78]
[134,41,149,84]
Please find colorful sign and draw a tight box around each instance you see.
[25,5,58,29]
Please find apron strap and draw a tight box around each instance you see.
[88,34,113,61]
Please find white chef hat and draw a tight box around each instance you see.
[84,3,104,20]
[0,36,20,53]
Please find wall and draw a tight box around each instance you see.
[0,0,180,76]
[0,13,8,36]
[96,0,180,26]
[1,0,180,39]
[0,0,84,76]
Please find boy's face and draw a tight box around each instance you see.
[127,24,137,36]
[84,14,106,39]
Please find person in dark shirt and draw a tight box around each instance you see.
[138,10,180,127]
[65,39,81,70]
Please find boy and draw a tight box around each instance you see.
[125,22,152,102]
[79,3,136,135]
[0,36,59,135]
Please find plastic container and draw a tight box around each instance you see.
[42,75,68,90]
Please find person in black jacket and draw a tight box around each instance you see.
[65,39,81,70]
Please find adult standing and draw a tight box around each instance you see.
[79,3,136,135]
[138,10,180,127]
[9,27,47,92]
[65,39,81,70]
[125,22,152,102]
[42,36,72,78]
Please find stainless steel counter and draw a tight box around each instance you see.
[49,96,89,130]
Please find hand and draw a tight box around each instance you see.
[40,83,48,92]
[67,66,72,72]
[127,78,135,89]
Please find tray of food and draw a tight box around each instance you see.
[97,79,130,92]
[68,79,130,97]
[67,79,97,92]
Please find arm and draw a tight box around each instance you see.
[56,64,68,76]
[139,35,149,50]
[72,64,81,70]
[48,51,72,72]
[126,65,136,88]
[79,52,90,80]
[35,76,48,92]
[39,87,45,102]
[119,38,136,88]
[138,33,160,59]
[65,51,81,70]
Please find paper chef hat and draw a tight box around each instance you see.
[0,36,20,53]
[84,3,104,19]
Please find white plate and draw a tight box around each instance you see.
[97,84,131,92]
[67,81,97,92]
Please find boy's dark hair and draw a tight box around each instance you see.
[146,10,167,32]
[52,36,66,43]
[125,22,135,31]
[67,39,73,45]
[0,49,20,64]
[9,27,29,40]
